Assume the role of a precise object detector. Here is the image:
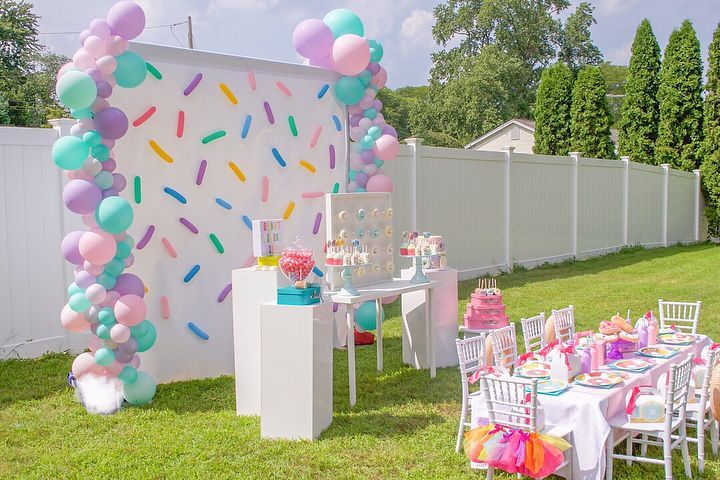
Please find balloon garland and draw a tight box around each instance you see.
[53,1,156,406]
[293,9,399,193]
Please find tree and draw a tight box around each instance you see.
[0,91,10,125]
[618,20,661,164]
[558,2,603,72]
[599,62,628,126]
[410,46,533,147]
[377,86,428,141]
[570,66,615,159]
[656,20,704,170]
[533,62,573,155]
[701,23,720,236]
[0,0,40,74]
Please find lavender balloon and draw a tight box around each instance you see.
[382,125,398,138]
[107,1,146,40]
[113,273,145,297]
[355,172,369,188]
[292,19,334,60]
[361,150,375,163]
[367,62,381,74]
[96,80,112,98]
[94,107,128,140]
[61,231,85,265]
[63,179,102,214]
[115,336,138,363]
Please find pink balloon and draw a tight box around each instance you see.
[348,105,363,115]
[382,295,399,305]
[96,55,117,76]
[373,135,400,161]
[72,352,103,378]
[123,252,134,268]
[358,118,373,131]
[86,283,107,304]
[79,29,92,45]
[366,174,394,193]
[349,156,365,171]
[61,304,91,333]
[79,229,117,264]
[106,35,129,56]
[91,97,110,114]
[358,96,373,110]
[81,213,98,228]
[292,19,334,60]
[104,360,124,376]
[89,18,112,39]
[57,62,74,81]
[375,67,388,89]
[364,88,377,100]
[102,157,116,172]
[331,34,370,76]
[88,336,103,353]
[114,294,146,327]
[84,35,106,58]
[107,1,146,40]
[101,290,121,308]
[347,181,358,192]
[363,163,378,176]
[349,126,364,142]
[130,354,141,369]
[110,323,131,343]
[73,48,96,70]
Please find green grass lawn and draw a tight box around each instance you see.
[2,243,720,479]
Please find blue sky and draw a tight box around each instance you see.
[34,0,720,88]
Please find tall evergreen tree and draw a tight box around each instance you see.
[533,62,573,155]
[656,20,704,170]
[701,23,720,236]
[618,19,661,164]
[570,66,615,158]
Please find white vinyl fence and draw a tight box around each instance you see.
[0,126,702,359]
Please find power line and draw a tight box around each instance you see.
[39,21,188,36]
[169,24,184,48]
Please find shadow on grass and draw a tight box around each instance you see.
[0,352,73,409]
[321,410,445,439]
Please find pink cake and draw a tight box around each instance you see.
[464,280,509,329]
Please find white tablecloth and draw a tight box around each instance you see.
[471,336,710,479]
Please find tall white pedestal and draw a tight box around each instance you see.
[231,267,283,416]
[260,302,333,440]
[401,268,459,368]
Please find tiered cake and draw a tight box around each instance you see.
[464,278,509,329]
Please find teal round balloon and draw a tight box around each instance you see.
[104,257,124,277]
[52,136,89,170]
[94,171,114,190]
[96,323,113,340]
[114,51,147,88]
[96,272,117,290]
[115,242,131,259]
[374,159,384,167]
[67,282,84,297]
[94,347,115,366]
[356,301,384,331]
[98,308,116,325]
[364,108,378,120]
[69,292,91,313]
[334,76,365,105]
[130,319,150,338]
[122,371,156,405]
[121,235,135,250]
[348,170,357,181]
[118,365,138,384]
[355,187,367,193]
[370,43,384,63]
[136,321,156,352]
[91,144,110,161]
[56,70,97,110]
[71,108,93,119]
[323,8,364,38]
[357,70,372,86]
[359,135,375,150]
[96,196,134,234]
[367,126,382,140]
[83,130,102,147]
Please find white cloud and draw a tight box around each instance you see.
[595,0,642,18]
[400,9,435,50]
[208,0,280,12]
[606,41,632,65]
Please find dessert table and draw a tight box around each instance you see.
[472,336,710,479]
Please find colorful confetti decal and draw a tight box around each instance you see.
[209,233,225,254]
[163,187,187,204]
[219,82,238,105]
[136,225,156,250]
[229,162,246,182]
[187,322,209,340]
[149,140,173,163]
[184,73,203,96]
[132,106,156,127]
[184,264,201,283]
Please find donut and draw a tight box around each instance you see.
[599,320,621,335]
[594,332,618,342]
[619,331,640,343]
[612,314,634,333]
[544,314,556,344]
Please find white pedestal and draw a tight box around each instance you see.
[401,268,459,368]
[231,267,283,416]
[260,302,333,440]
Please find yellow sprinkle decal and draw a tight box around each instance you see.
[229,162,246,182]
[149,140,173,163]
[299,160,316,173]
[219,82,238,105]
[283,201,295,220]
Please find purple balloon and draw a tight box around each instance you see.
[94,107,128,140]
[101,188,119,199]
[113,273,145,297]
[63,179,102,214]
[309,55,333,69]
[292,19,334,60]
[368,62,381,74]
[115,336,138,362]
[61,231,85,265]
[102,138,115,149]
[361,150,375,164]
[373,99,383,111]
[75,271,96,289]
[349,115,362,127]
[112,173,127,191]
[382,125,398,138]
[90,322,100,335]
[96,80,112,98]
[107,1,146,40]
[86,67,102,82]
[355,172,369,188]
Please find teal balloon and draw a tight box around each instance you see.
[348,169,358,180]
[114,51,147,88]
[323,8,364,38]
[115,242,131,259]
[56,70,97,110]
[367,126,382,140]
[91,144,110,161]
[334,76,364,105]
[104,257,125,277]
[355,187,367,193]
[369,43,384,63]
[352,142,364,154]
[374,159,384,167]
[96,323,112,340]
[94,171,114,190]
[96,272,116,290]
[94,347,115,366]
[98,308,116,325]
[52,136,89,170]
[130,320,150,338]
[83,130,102,147]
[359,135,375,150]
[363,108,378,120]
[69,292,91,312]
[67,282,84,297]
[121,235,135,250]
[118,365,138,384]
[71,108,93,119]
[96,196,133,234]
[122,371,156,405]
[357,70,372,86]
[136,321,156,352]
[357,302,384,331]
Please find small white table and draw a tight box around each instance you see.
[331,279,439,406]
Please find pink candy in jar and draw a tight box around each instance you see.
[279,237,315,288]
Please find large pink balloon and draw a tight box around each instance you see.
[72,352,103,378]
[61,304,91,333]
[293,19,334,60]
[114,294,146,327]
[366,174,394,193]
[107,1,146,40]
[331,34,370,76]
[79,229,117,264]
[373,134,400,161]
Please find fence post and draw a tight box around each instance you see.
[501,146,514,271]
[693,169,701,242]
[404,137,421,231]
[661,164,670,247]
[621,156,630,246]
[48,118,75,137]
[569,152,580,257]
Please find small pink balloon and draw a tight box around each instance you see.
[79,29,92,45]
[89,18,112,39]
[347,105,363,115]
[82,213,98,228]
[73,48,96,70]
[373,135,400,161]
[114,294,146,327]
[103,139,116,149]
[330,34,370,76]
[363,163,378,176]
[57,62,74,81]
[91,97,110,114]
[104,360,124,376]
[101,290,121,308]
[358,118,373,131]
[349,126,364,142]
[85,263,104,275]
[102,157,116,172]
[72,352,103,378]
[130,354,141,369]
[61,304,91,333]
[113,232,127,242]
[349,156,365,171]
[123,252,134,268]
[88,336,103,353]
[86,283,107,304]
[375,67,388,89]
[82,158,103,177]
[358,96,373,110]
[106,35,129,56]
[84,35,106,58]
[79,229,117,264]
[364,88,377,100]
[110,323,131,343]
[366,173,394,193]
[96,55,117,76]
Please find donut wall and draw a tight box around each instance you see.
[111,43,347,382]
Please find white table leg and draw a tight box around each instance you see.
[426,287,436,378]
[346,305,356,407]
[376,298,383,372]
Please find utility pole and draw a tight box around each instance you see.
[187,16,194,49]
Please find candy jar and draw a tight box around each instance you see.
[278,237,315,289]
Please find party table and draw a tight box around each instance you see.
[472,336,710,479]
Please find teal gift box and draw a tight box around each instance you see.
[277,284,321,306]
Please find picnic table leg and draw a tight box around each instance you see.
[347,305,356,406]
[426,287,435,378]
[376,298,383,372]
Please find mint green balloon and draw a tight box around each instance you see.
[115,242,131,259]
[94,347,115,366]
[96,196,133,234]
[357,70,372,86]
[130,319,150,338]
[367,126,382,140]
[91,144,110,161]
[118,365,138,384]
[56,70,97,110]
[335,76,364,105]
[67,282,84,297]
[94,171,114,190]
[71,108,93,119]
[323,9,364,38]
[122,371,156,405]
[97,272,116,290]
[369,42,384,63]
[83,130,102,147]
[121,235,135,250]
[96,323,112,340]
[114,51,147,88]
[136,321,156,353]
[52,136,89,170]
[98,308,116,325]
[104,258,124,277]
[69,292,91,312]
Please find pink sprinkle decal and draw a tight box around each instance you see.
[177,110,185,138]
[261,175,269,203]
[161,296,170,319]
[247,71,256,91]
[310,126,322,148]
[161,237,177,258]
[276,81,292,96]
[302,191,324,199]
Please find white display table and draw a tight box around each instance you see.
[231,267,283,416]
[260,301,333,440]
[331,279,439,406]
[400,268,459,369]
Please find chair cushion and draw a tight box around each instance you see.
[608,411,681,433]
